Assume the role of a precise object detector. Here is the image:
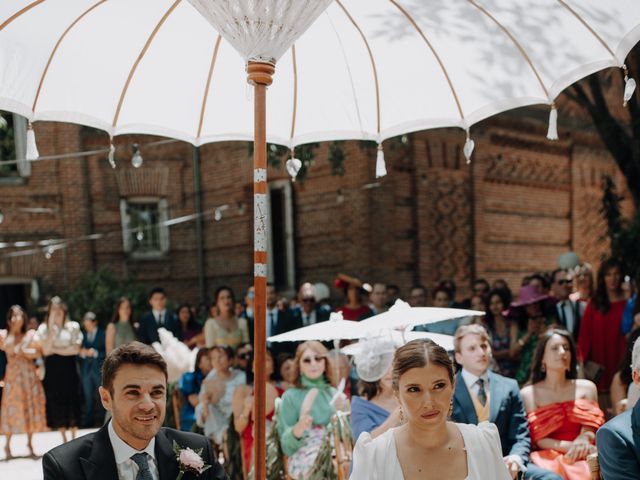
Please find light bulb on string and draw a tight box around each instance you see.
[131,144,143,168]
[136,228,144,242]
[214,208,222,222]
[44,246,54,260]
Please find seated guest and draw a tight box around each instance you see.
[597,336,640,479]
[177,303,203,349]
[231,350,283,477]
[351,339,511,479]
[294,282,330,326]
[234,342,253,371]
[610,328,640,415]
[521,329,604,480]
[350,337,400,440]
[177,348,211,432]
[451,325,555,479]
[276,341,346,480]
[79,312,106,428]
[196,346,246,445]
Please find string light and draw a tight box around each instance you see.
[131,144,143,168]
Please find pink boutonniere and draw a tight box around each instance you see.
[173,441,212,479]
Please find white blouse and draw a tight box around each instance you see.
[36,321,83,349]
[349,422,511,480]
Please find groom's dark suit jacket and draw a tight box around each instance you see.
[42,424,228,480]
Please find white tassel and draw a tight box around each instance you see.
[624,76,636,106]
[376,144,387,178]
[26,123,39,161]
[108,141,116,169]
[463,135,475,164]
[285,157,302,181]
[547,105,558,141]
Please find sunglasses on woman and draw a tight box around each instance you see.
[301,355,325,364]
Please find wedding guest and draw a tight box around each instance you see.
[486,289,518,378]
[578,258,627,406]
[177,348,211,432]
[197,346,246,446]
[234,342,253,371]
[177,303,204,349]
[597,336,640,479]
[37,296,83,443]
[521,329,604,480]
[507,285,552,385]
[350,338,511,479]
[569,264,594,304]
[105,297,137,355]
[79,311,106,428]
[278,354,296,391]
[451,325,544,479]
[0,305,46,458]
[334,273,373,321]
[138,287,181,345]
[231,350,283,477]
[276,341,346,479]
[204,287,249,349]
[350,337,401,440]
[42,341,226,479]
[610,328,640,415]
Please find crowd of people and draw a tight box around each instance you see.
[1,259,639,479]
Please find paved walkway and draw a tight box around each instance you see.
[0,429,97,479]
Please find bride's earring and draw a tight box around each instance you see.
[399,406,404,424]
[448,400,453,417]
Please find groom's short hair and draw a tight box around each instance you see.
[102,341,168,395]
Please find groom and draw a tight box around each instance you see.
[43,342,227,480]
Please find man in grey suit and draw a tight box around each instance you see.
[597,336,640,479]
[43,342,227,480]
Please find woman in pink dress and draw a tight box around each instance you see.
[0,305,47,458]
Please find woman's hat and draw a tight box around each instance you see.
[509,284,550,308]
[334,273,373,293]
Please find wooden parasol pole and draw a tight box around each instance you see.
[247,60,275,480]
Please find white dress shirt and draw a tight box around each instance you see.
[556,300,575,334]
[152,309,167,326]
[108,420,159,480]
[301,309,317,327]
[266,307,278,337]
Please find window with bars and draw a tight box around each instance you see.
[0,111,29,179]
[120,198,169,258]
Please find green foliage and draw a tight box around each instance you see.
[328,141,345,176]
[63,266,148,326]
[600,175,640,276]
[0,111,17,175]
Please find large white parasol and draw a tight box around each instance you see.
[2,1,640,477]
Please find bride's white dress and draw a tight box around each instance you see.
[349,421,511,480]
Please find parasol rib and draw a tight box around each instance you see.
[467,0,551,101]
[112,0,183,130]
[556,0,619,62]
[335,0,381,137]
[389,0,466,124]
[289,44,298,144]
[196,35,222,140]
[31,0,108,114]
[0,0,46,32]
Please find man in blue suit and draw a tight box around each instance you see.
[597,336,640,479]
[451,324,561,480]
[138,287,181,345]
[79,312,106,427]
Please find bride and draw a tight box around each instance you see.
[350,338,510,480]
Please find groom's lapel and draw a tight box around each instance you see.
[80,425,118,480]
[155,428,181,480]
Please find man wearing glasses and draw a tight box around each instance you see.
[295,283,329,327]
[550,268,584,340]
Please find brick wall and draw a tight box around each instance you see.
[0,106,633,308]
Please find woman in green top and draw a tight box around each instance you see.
[105,297,137,354]
[276,340,345,479]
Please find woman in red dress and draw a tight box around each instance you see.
[577,258,627,408]
[334,273,373,321]
[521,329,604,480]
